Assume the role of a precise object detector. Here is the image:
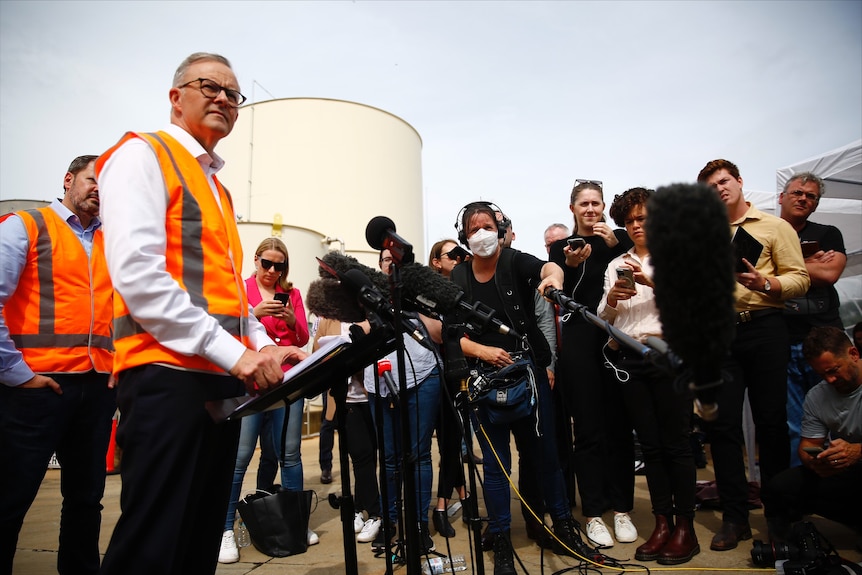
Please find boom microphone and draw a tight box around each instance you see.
[306,277,368,323]
[320,252,390,294]
[399,262,522,339]
[645,183,736,421]
[365,215,415,264]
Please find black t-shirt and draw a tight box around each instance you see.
[548,229,633,312]
[784,220,846,342]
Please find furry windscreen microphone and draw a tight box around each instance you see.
[646,183,736,419]
[306,278,368,323]
[320,252,390,294]
[399,263,465,315]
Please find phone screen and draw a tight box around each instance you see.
[274,293,290,305]
[568,238,586,249]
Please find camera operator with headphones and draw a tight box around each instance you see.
[450,201,592,575]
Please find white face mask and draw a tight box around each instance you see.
[468,228,500,258]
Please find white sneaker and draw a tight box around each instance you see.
[613,512,638,543]
[354,511,365,533]
[356,517,382,543]
[218,530,239,563]
[307,528,320,546]
[586,517,614,547]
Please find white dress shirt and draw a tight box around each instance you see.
[98,124,273,374]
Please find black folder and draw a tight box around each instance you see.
[731,226,763,273]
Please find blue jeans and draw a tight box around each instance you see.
[223,399,304,531]
[368,369,440,526]
[786,342,822,467]
[0,372,116,575]
[474,367,570,534]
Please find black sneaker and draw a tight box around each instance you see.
[553,516,603,563]
[419,522,436,553]
[371,525,396,551]
[492,531,516,575]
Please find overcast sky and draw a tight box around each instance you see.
[1,0,860,258]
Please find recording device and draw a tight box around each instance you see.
[567,237,586,250]
[801,240,821,258]
[616,267,635,290]
[376,358,400,399]
[645,183,736,421]
[365,215,415,264]
[274,292,290,305]
[750,522,856,575]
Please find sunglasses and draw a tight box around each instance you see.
[575,179,603,189]
[259,258,286,272]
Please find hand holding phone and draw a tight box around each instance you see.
[274,292,290,306]
[567,237,586,250]
[801,240,821,258]
[616,267,636,290]
[801,445,824,456]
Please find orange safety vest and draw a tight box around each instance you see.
[3,207,114,374]
[96,131,250,374]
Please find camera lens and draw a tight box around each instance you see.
[751,540,796,566]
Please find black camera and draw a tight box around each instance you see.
[751,522,859,575]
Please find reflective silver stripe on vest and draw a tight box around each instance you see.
[113,314,245,340]
[146,132,207,312]
[11,333,113,350]
[25,210,55,335]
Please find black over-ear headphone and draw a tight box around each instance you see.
[454,201,511,246]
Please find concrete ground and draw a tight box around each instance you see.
[13,436,861,575]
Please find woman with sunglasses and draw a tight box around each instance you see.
[429,239,469,279]
[219,238,314,564]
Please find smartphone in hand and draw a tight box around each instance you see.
[801,240,821,258]
[616,267,635,290]
[801,445,824,456]
[274,292,290,306]
[568,237,586,250]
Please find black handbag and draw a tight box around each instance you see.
[237,488,314,557]
[468,357,537,424]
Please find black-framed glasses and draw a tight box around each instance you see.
[785,189,820,203]
[575,179,603,189]
[259,258,286,272]
[179,78,247,107]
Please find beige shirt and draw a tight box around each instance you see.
[731,203,809,312]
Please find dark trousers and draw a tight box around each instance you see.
[319,392,336,472]
[0,372,115,575]
[705,313,790,524]
[435,379,465,500]
[344,402,382,517]
[99,365,243,575]
[769,463,862,530]
[558,319,635,516]
[618,353,697,517]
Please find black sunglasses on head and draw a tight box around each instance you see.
[259,258,286,272]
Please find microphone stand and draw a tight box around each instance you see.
[387,257,422,575]
[443,321,486,575]
[326,376,359,575]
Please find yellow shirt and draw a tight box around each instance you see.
[731,203,809,312]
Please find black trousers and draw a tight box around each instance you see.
[705,313,790,524]
[0,372,115,575]
[100,365,243,575]
[769,463,862,530]
[344,402,382,517]
[558,318,635,517]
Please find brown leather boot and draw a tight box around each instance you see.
[635,514,673,561]
[657,515,700,565]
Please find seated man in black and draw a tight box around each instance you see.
[768,326,862,539]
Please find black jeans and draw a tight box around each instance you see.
[618,353,696,517]
[558,318,634,517]
[0,372,116,575]
[99,365,243,575]
[769,463,862,530]
[705,313,790,524]
[344,402,381,517]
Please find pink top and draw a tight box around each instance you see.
[245,276,309,373]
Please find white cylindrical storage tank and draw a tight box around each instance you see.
[217,97,424,301]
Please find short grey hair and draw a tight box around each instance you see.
[172,52,233,87]
[544,223,570,236]
[783,171,825,199]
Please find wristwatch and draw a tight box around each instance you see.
[763,278,772,293]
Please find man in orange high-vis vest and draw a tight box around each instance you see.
[97,53,303,575]
[0,155,117,575]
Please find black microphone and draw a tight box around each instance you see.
[320,252,390,294]
[399,262,522,339]
[645,182,736,421]
[376,358,400,399]
[365,215,415,264]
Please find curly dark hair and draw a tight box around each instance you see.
[609,187,653,227]
[803,326,853,362]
